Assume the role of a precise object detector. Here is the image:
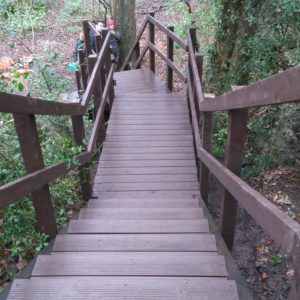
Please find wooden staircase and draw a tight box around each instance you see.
[7,69,239,299]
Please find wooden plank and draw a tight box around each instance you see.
[95,174,197,183]
[108,114,189,121]
[96,166,197,175]
[201,64,300,111]
[32,252,227,277]
[111,110,189,115]
[108,120,190,125]
[104,140,193,147]
[78,208,203,219]
[99,160,196,168]
[88,198,199,208]
[53,233,216,252]
[93,190,200,199]
[106,130,192,136]
[220,108,248,251]
[107,125,191,131]
[102,147,194,154]
[68,219,209,233]
[100,153,195,160]
[8,277,239,299]
[93,182,200,192]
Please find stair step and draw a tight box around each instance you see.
[53,233,217,252]
[32,252,227,277]
[88,198,199,208]
[78,208,203,220]
[8,277,239,299]
[67,219,209,234]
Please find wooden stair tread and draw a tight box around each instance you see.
[32,252,227,277]
[67,219,209,233]
[8,277,239,300]
[96,166,197,175]
[88,198,199,208]
[53,233,216,252]
[78,208,203,219]
[94,174,197,183]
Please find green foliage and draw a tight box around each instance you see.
[212,112,227,157]
[0,0,49,38]
[30,47,70,101]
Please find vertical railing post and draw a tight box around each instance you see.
[13,114,57,239]
[135,41,141,69]
[219,108,248,250]
[167,26,174,92]
[83,20,91,56]
[79,49,87,90]
[71,116,92,201]
[289,232,300,300]
[149,12,155,73]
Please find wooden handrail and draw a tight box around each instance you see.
[121,14,187,70]
[201,64,300,111]
[0,26,114,215]
[147,42,185,82]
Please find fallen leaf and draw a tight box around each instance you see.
[261,272,268,281]
[287,268,295,279]
[16,256,27,272]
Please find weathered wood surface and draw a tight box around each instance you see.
[7,68,238,299]
[9,278,238,300]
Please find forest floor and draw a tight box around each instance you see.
[1,0,299,299]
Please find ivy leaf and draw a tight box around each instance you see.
[8,42,15,49]
[17,82,24,91]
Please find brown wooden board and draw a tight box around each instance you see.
[102,147,194,154]
[100,153,195,160]
[95,166,197,175]
[53,233,216,252]
[103,140,194,147]
[92,190,200,199]
[107,125,191,131]
[32,252,227,277]
[8,277,239,299]
[68,219,209,234]
[98,160,196,168]
[88,198,199,208]
[93,182,200,192]
[78,208,203,219]
[95,174,197,183]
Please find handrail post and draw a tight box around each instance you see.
[13,113,57,239]
[167,26,174,92]
[134,41,141,69]
[71,116,92,201]
[219,108,248,250]
[289,232,300,300]
[79,49,88,90]
[83,20,92,56]
[149,12,155,73]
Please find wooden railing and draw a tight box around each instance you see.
[121,13,187,91]
[0,21,114,240]
[121,13,300,299]
[186,28,300,300]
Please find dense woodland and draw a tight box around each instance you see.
[0,0,300,298]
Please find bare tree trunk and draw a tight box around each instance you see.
[111,0,136,68]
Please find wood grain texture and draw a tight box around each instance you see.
[93,182,200,192]
[8,277,239,299]
[53,233,216,252]
[78,208,203,219]
[88,198,199,208]
[94,174,197,183]
[96,166,197,175]
[32,252,227,277]
[68,219,209,233]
